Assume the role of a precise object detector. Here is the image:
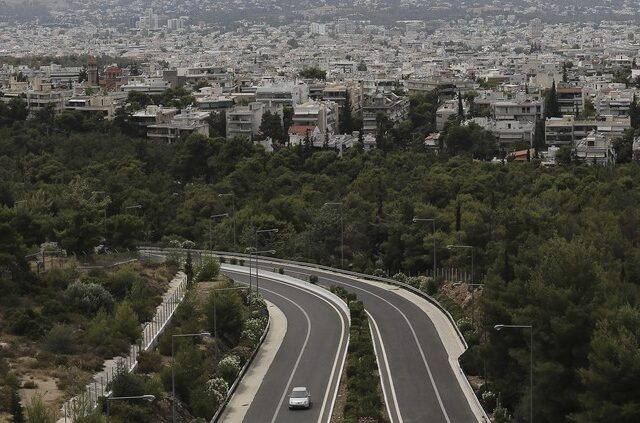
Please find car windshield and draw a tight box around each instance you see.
[291,390,308,398]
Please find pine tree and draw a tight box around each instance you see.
[340,89,353,134]
[455,202,461,232]
[544,80,561,118]
[630,93,640,129]
[457,91,464,119]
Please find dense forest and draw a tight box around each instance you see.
[1,99,640,422]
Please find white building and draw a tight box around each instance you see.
[226,102,265,141]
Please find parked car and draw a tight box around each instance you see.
[288,386,311,409]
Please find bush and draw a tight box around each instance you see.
[25,391,56,423]
[42,324,77,354]
[113,302,140,343]
[229,258,237,265]
[110,363,146,397]
[196,258,220,282]
[136,351,163,373]
[218,256,226,263]
[216,355,240,385]
[309,275,318,284]
[126,279,154,322]
[278,267,284,274]
[85,310,113,346]
[104,266,138,298]
[9,309,50,339]
[41,299,67,319]
[64,281,114,315]
[239,259,244,266]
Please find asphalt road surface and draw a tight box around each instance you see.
[221,267,349,423]
[254,262,480,423]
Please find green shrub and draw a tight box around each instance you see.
[85,310,113,346]
[9,309,50,339]
[25,391,56,423]
[229,258,237,265]
[218,256,226,263]
[110,363,146,397]
[113,301,140,343]
[216,355,240,385]
[64,281,114,315]
[239,259,245,266]
[196,257,220,282]
[42,324,77,354]
[278,267,284,274]
[309,275,318,284]
[126,279,154,322]
[104,266,139,298]
[41,299,67,319]
[136,351,163,373]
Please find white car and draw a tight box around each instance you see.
[288,386,311,409]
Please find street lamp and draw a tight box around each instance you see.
[219,193,237,250]
[446,244,474,283]
[106,394,155,422]
[495,324,534,423]
[209,213,229,251]
[324,202,344,268]
[251,249,276,295]
[413,217,436,278]
[171,332,211,423]
[255,228,278,294]
[124,204,142,213]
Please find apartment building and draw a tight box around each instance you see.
[545,115,630,145]
[255,82,309,114]
[557,86,584,115]
[226,102,265,141]
[147,108,210,142]
[65,94,117,119]
[362,93,409,134]
[292,100,338,134]
[574,131,616,165]
[492,99,544,122]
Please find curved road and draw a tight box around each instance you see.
[252,260,483,423]
[220,265,349,423]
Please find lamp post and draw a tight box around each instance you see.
[494,324,533,423]
[171,332,211,423]
[124,204,142,213]
[446,244,474,283]
[324,202,344,268]
[106,394,155,422]
[209,213,229,251]
[413,217,436,278]
[219,193,236,251]
[251,249,276,295]
[254,228,278,294]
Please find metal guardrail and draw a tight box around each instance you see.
[140,247,468,349]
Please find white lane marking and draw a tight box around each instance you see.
[367,310,403,423]
[222,269,348,423]
[327,278,453,423]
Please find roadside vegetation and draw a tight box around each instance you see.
[330,286,387,423]
[101,255,268,422]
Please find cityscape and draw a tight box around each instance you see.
[1,1,640,422]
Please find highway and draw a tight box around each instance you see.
[141,248,486,423]
[220,265,350,423]
[252,260,484,423]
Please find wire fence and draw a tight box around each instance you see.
[56,272,188,423]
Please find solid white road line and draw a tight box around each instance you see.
[367,310,403,423]
[327,278,453,423]
[223,268,348,423]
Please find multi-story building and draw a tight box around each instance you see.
[292,100,339,134]
[545,115,630,145]
[65,94,116,119]
[492,99,544,122]
[176,66,235,92]
[130,105,179,128]
[574,131,616,165]
[362,93,409,134]
[255,82,309,114]
[594,90,634,116]
[2,76,71,113]
[470,117,535,148]
[147,108,209,142]
[121,77,171,95]
[226,102,265,141]
[557,86,584,115]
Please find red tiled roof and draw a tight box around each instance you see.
[288,125,315,135]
